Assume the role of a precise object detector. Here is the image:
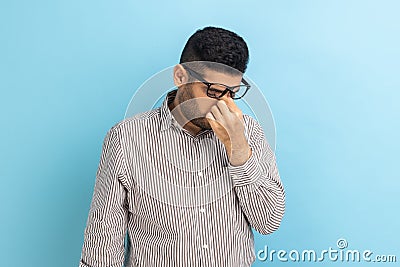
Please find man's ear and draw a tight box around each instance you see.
[173,64,189,87]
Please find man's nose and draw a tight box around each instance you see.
[220,91,233,101]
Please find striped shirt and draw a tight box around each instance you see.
[79,89,285,267]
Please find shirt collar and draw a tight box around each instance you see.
[159,89,178,132]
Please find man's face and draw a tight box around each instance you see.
[177,69,242,130]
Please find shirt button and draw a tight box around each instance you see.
[198,171,203,177]
[202,244,209,249]
[232,174,238,179]
[199,208,205,213]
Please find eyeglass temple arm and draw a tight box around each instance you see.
[241,77,250,86]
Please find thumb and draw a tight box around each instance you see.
[223,98,242,117]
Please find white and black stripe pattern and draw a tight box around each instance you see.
[79,89,285,267]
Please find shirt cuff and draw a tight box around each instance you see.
[227,150,263,187]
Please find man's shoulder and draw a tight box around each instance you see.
[109,106,162,133]
[242,113,266,140]
[243,113,260,129]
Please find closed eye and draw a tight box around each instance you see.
[208,87,225,94]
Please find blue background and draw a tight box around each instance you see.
[1,0,399,266]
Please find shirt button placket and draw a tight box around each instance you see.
[192,145,211,265]
[200,209,208,253]
[198,204,210,264]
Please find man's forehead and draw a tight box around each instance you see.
[201,69,243,85]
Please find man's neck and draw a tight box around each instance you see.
[168,97,202,136]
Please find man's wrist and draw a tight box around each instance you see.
[228,144,252,167]
[227,147,262,187]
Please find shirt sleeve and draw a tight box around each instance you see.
[227,115,286,235]
[79,126,129,267]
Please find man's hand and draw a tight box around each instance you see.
[206,98,252,166]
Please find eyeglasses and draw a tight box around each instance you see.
[183,66,251,100]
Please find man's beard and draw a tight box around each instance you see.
[191,117,211,130]
[178,84,212,131]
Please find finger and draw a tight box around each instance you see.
[206,112,215,121]
[210,105,224,122]
[223,98,244,124]
[222,97,241,114]
[216,100,231,117]
[206,112,219,129]
[206,112,228,137]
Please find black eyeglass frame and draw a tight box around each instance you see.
[182,66,251,100]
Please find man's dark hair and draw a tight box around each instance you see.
[179,26,249,74]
